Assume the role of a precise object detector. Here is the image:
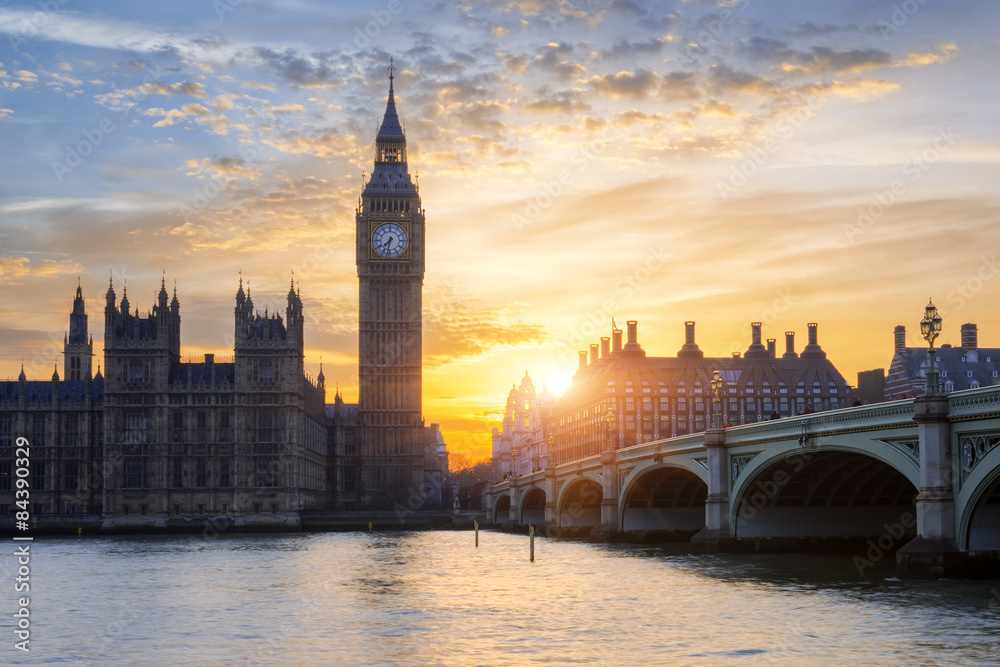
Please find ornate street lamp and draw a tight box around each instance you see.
[605,409,616,450]
[710,370,724,429]
[920,298,943,395]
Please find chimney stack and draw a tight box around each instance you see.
[961,323,978,362]
[612,327,623,353]
[894,325,906,355]
[578,351,588,370]
[622,320,646,356]
[678,321,704,358]
[783,331,797,358]
[600,337,610,358]
[767,338,776,357]
[961,323,978,352]
[590,343,599,365]
[746,321,768,357]
[801,322,826,359]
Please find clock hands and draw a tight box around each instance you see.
[375,225,405,257]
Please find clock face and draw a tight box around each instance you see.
[372,223,408,259]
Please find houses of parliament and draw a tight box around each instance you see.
[0,71,449,530]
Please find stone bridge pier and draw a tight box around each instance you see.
[896,396,960,577]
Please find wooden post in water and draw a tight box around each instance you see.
[474,520,479,547]
[529,525,535,562]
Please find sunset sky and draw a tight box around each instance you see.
[2,0,999,462]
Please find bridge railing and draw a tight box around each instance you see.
[617,432,706,463]
[722,399,917,445]
[948,383,1000,419]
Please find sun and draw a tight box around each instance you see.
[539,371,572,398]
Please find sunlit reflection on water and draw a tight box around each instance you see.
[6,531,1000,666]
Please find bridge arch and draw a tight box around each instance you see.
[731,446,919,541]
[957,442,1000,551]
[493,494,511,524]
[619,464,707,535]
[519,487,546,526]
[557,477,602,532]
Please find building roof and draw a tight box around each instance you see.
[0,378,104,403]
[887,345,1000,395]
[557,352,851,416]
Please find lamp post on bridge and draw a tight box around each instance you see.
[710,370,724,429]
[920,298,943,395]
[899,297,961,577]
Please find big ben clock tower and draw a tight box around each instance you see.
[356,61,426,508]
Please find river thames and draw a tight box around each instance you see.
[4,530,999,666]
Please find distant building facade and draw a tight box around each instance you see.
[491,372,556,480]
[0,278,331,529]
[856,368,886,405]
[881,323,1000,400]
[548,320,855,466]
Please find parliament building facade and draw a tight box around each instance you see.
[0,72,447,530]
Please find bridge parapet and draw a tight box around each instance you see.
[948,384,1000,420]
[723,401,916,445]
[616,433,706,463]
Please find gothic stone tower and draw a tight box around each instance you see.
[356,64,426,508]
[64,281,94,381]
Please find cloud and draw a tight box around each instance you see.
[524,88,589,114]
[529,41,586,80]
[601,37,666,59]
[707,64,776,97]
[899,43,958,67]
[185,157,260,181]
[146,107,187,127]
[0,256,84,284]
[253,47,346,88]
[739,37,893,74]
[587,69,659,99]
[138,80,208,97]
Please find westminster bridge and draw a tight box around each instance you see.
[488,386,1000,577]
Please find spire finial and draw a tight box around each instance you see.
[108,269,113,289]
[388,57,395,82]
[162,269,166,288]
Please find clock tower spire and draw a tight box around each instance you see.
[355,60,426,508]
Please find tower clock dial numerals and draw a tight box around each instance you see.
[372,222,408,259]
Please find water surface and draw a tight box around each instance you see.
[4,531,999,665]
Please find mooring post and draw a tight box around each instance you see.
[529,524,535,562]
[475,519,479,547]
